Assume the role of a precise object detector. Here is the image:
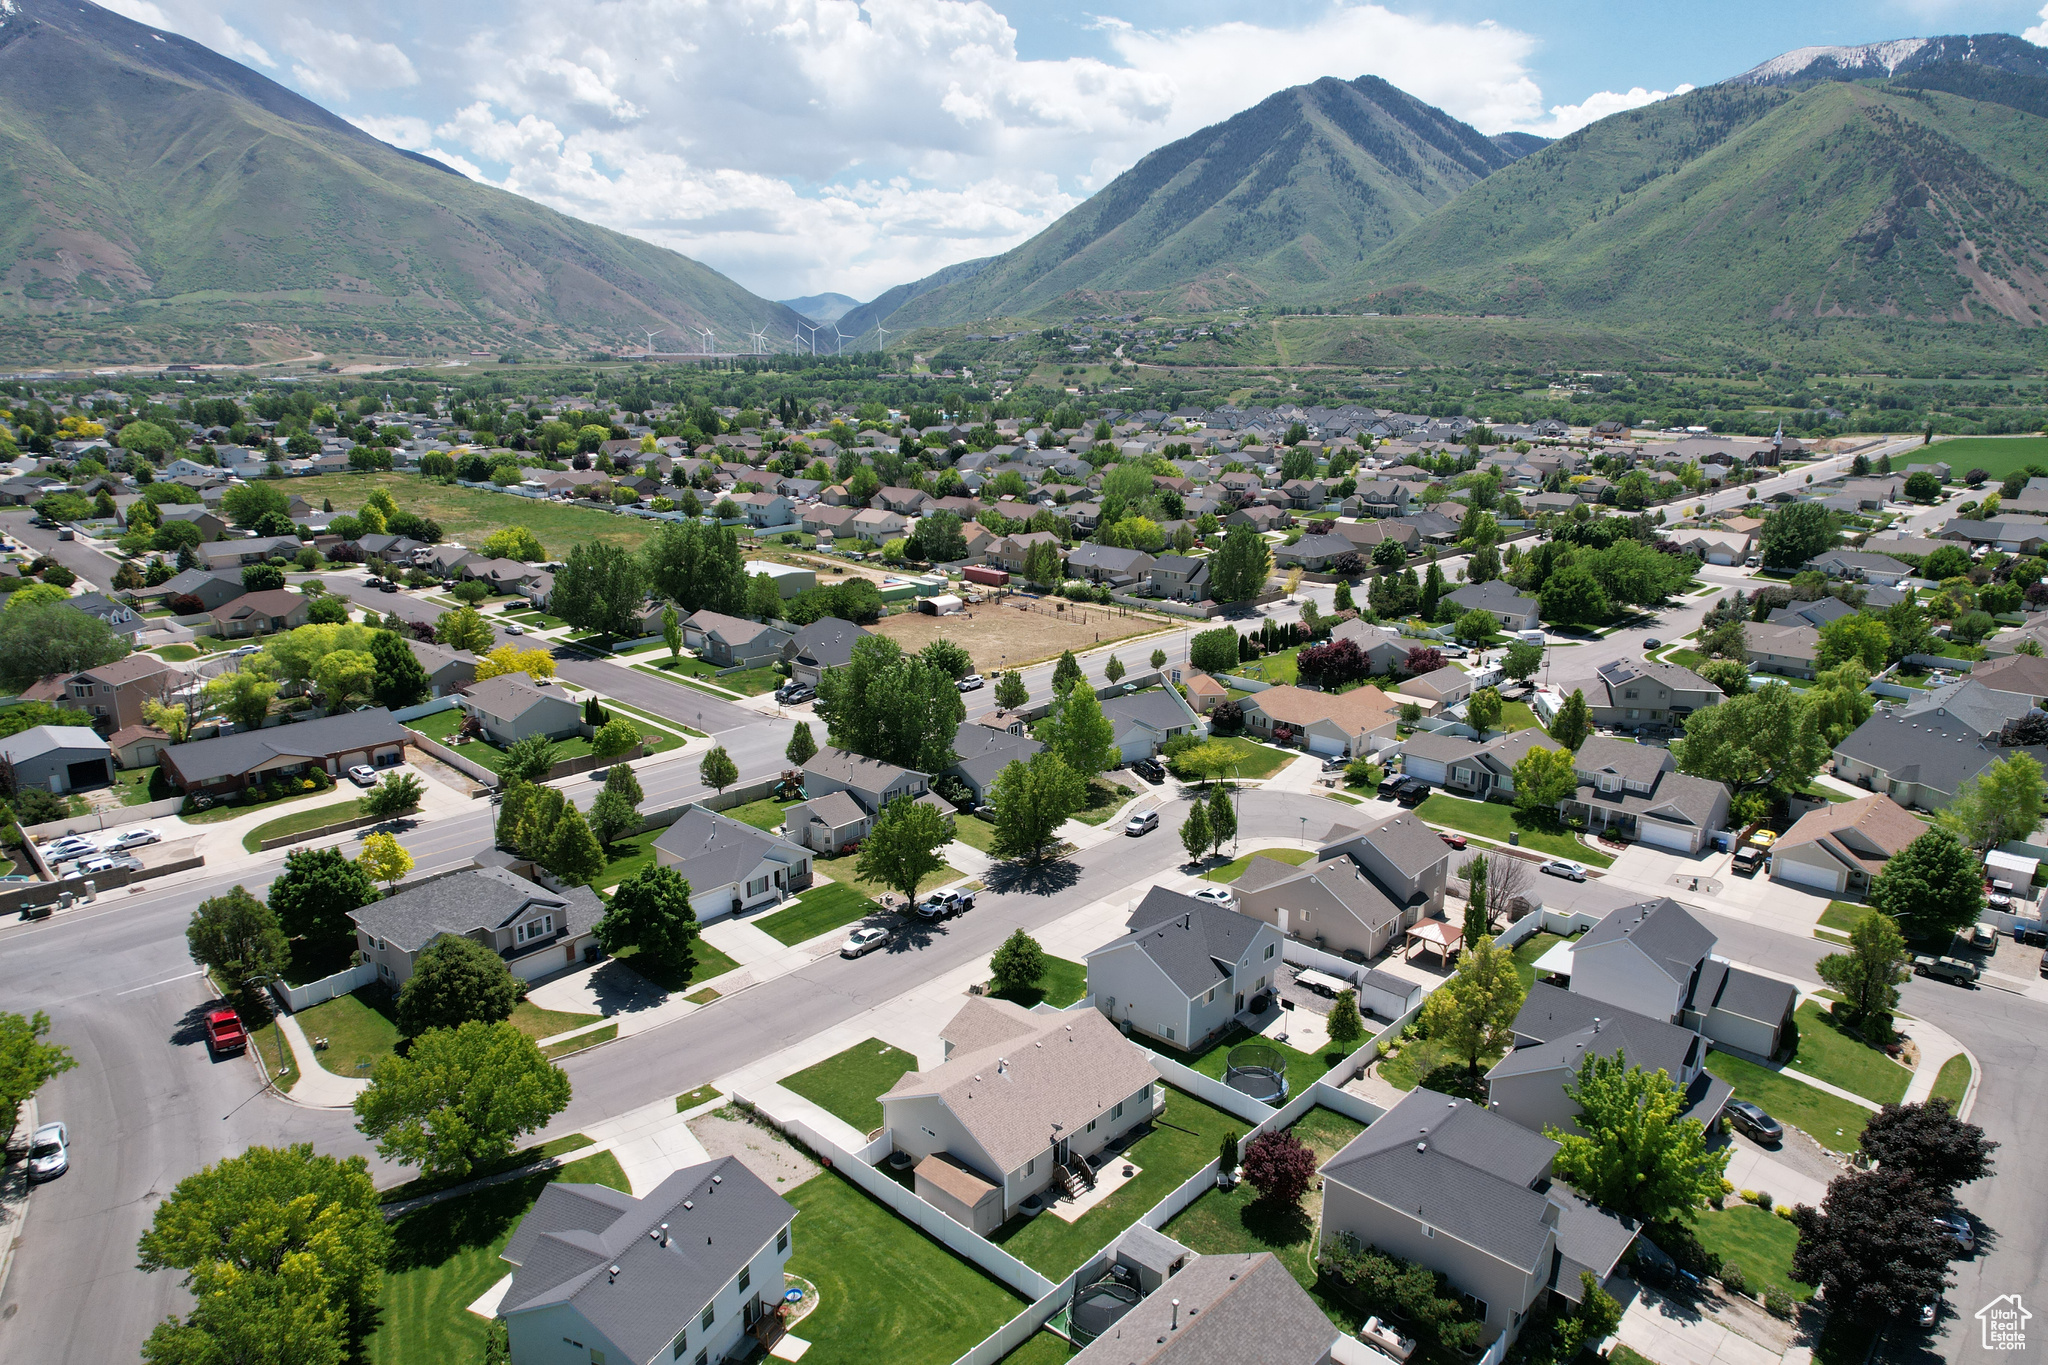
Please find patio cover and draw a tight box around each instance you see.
[1404,919,1463,962]
[1532,939,1576,979]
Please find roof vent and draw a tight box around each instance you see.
[683,1200,694,1210]
[1171,1298,1181,1330]
[1417,1142,1428,1152]
[712,1175,722,1184]
[608,1264,620,1283]
[660,1222,670,1246]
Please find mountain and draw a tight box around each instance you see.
[1727,33,2048,87]
[870,75,1520,331]
[835,256,991,347]
[0,0,806,363]
[1346,52,2048,335]
[778,292,861,325]
[1490,132,1553,161]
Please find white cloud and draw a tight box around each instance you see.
[1508,84,1697,139]
[98,0,274,67]
[281,20,418,102]
[2026,3,2048,46]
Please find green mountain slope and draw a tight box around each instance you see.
[1347,77,2048,330]
[881,75,1516,329]
[0,0,805,363]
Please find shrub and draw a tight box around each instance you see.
[1763,1286,1795,1319]
[1750,1189,1773,1209]
[1718,1262,1748,1297]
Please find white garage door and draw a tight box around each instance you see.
[1306,732,1346,758]
[1402,755,1448,785]
[1639,820,1696,853]
[1773,855,1843,895]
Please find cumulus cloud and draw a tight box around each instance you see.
[2026,3,2048,46]
[281,20,418,102]
[98,0,274,67]
[1507,84,1697,139]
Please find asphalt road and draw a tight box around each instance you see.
[0,509,125,592]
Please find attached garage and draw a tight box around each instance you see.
[1400,752,1448,786]
[1771,850,1846,895]
[1638,819,1699,853]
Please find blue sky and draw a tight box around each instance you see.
[101,0,2048,302]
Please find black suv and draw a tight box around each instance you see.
[1131,758,1166,784]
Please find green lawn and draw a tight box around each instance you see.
[610,937,741,993]
[183,780,336,825]
[595,697,706,739]
[1415,794,1615,867]
[1510,931,1572,993]
[992,1086,1247,1279]
[781,1038,917,1135]
[1705,1050,1873,1153]
[1376,1036,1501,1097]
[594,827,664,893]
[541,1022,616,1059]
[1923,435,2048,483]
[637,657,783,696]
[151,644,199,662]
[1164,1107,1369,1312]
[1786,1002,1911,1105]
[114,764,172,805]
[241,797,367,852]
[407,707,679,772]
[507,999,604,1044]
[294,470,660,560]
[755,882,882,946]
[1930,1053,1973,1106]
[1692,1204,1813,1301]
[812,857,964,905]
[950,813,997,852]
[1156,1022,1349,1088]
[248,1014,299,1093]
[990,955,1089,1009]
[365,1150,628,1365]
[1068,777,1137,827]
[295,986,402,1079]
[1486,700,1539,735]
[1820,901,1873,935]
[1237,644,1303,685]
[1204,846,1314,883]
[1183,735,1294,782]
[785,1170,1029,1365]
[996,1332,1074,1365]
[723,795,802,832]
[676,1083,720,1112]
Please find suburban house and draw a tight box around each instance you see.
[987,531,1063,574]
[783,790,870,855]
[1237,684,1399,758]
[881,997,1161,1233]
[783,617,870,687]
[1445,580,1540,631]
[653,806,812,922]
[499,1158,796,1365]
[1567,898,1797,1057]
[1234,811,1453,961]
[1272,532,1356,572]
[1143,554,1211,602]
[801,747,929,816]
[729,490,794,527]
[21,654,182,734]
[1802,549,1913,585]
[1320,1088,1637,1346]
[1582,658,1723,733]
[1830,691,2047,810]
[350,863,603,987]
[147,568,247,612]
[196,534,302,570]
[1067,1252,1341,1365]
[1066,543,1155,584]
[405,639,478,697]
[1100,688,1206,763]
[945,722,1043,803]
[1085,888,1286,1051]
[1397,665,1475,714]
[1743,623,1821,679]
[154,505,228,540]
[159,708,407,795]
[457,675,583,746]
[1960,651,2048,707]
[0,725,112,793]
[1330,618,1418,675]
[1560,737,1730,855]
[1398,728,1562,803]
[682,610,794,667]
[209,588,313,638]
[1486,983,1732,1139]
[1763,596,1857,629]
[1768,791,1924,897]
[1666,529,1753,566]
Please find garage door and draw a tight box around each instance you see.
[1306,733,1345,757]
[65,758,109,789]
[1402,755,1448,785]
[1773,855,1843,895]
[1639,819,1696,853]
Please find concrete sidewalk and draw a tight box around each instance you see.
[274,1010,370,1109]
[1616,1284,1785,1365]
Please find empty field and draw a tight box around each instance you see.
[872,599,1164,673]
[290,472,655,559]
[1926,436,2048,483]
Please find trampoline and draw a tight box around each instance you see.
[1068,1274,1141,1346]
[1224,1042,1288,1104]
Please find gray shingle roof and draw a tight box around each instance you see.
[162,708,405,785]
[1547,1187,1642,1300]
[1102,689,1195,733]
[790,789,866,829]
[1237,855,1409,938]
[652,807,805,890]
[1833,706,2042,797]
[1703,963,1797,1026]
[1068,1252,1338,1365]
[1447,579,1537,614]
[1495,983,1700,1081]
[349,867,599,953]
[803,747,918,794]
[500,1158,796,1365]
[1577,898,1714,988]
[1341,811,1448,880]
[788,617,869,670]
[1572,735,1671,786]
[0,724,109,763]
[1102,888,1269,996]
[948,722,1042,791]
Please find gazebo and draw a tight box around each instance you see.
[1404,919,1463,965]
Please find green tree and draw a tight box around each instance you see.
[1870,827,1985,939]
[785,721,818,767]
[544,803,607,885]
[1698,657,1754,697]
[361,771,425,819]
[355,831,413,888]
[1466,686,1503,737]
[814,634,964,773]
[435,605,496,653]
[1206,782,1237,855]
[222,481,290,529]
[1904,470,1942,501]
[1816,613,1891,673]
[312,649,378,708]
[1549,1050,1730,1222]
[1150,648,1168,670]
[1461,855,1490,947]
[1189,626,1241,675]
[395,933,518,1037]
[989,929,1046,997]
[499,734,559,783]
[699,744,739,795]
[1807,660,1873,743]
[1452,608,1496,645]
[0,599,129,690]
[1418,936,1524,1074]
[242,562,286,592]
[1758,502,1839,570]
[918,637,974,680]
[591,716,641,759]
[1179,802,1212,864]
[1020,538,1065,587]
[1105,654,1126,683]
[855,794,955,906]
[480,527,545,562]
[1546,689,1591,750]
[1209,523,1273,603]
[593,865,699,977]
[1052,649,1084,694]
[204,667,279,730]
[995,670,1029,711]
[1817,911,1912,1033]
[662,603,682,662]
[266,847,374,957]
[1512,744,1579,815]
[1939,752,2046,852]
[368,630,430,710]
[1539,560,1611,626]
[590,786,641,848]
[1676,681,1827,795]
[353,1021,571,1180]
[0,1011,75,1151]
[553,539,649,638]
[747,573,784,621]
[1327,988,1365,1053]
[186,887,289,1000]
[1037,682,1118,779]
[1501,640,1544,684]
[988,751,1087,861]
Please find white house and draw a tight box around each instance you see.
[1085,888,1286,1051]
[653,807,813,922]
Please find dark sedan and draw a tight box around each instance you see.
[1726,1099,1784,1145]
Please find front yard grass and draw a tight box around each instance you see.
[508,999,603,1043]
[780,1037,916,1135]
[1415,793,1615,867]
[408,707,680,773]
[1068,776,1136,827]
[785,1169,1029,1365]
[949,813,996,852]
[241,797,367,852]
[183,780,336,825]
[1204,846,1314,883]
[755,882,881,946]
[813,856,964,905]
[248,1014,299,1093]
[295,985,402,1079]
[1931,1054,1973,1106]
[1692,1204,1813,1302]
[610,938,740,993]
[1185,734,1294,781]
[989,954,1088,1009]
[1820,901,1873,935]
[594,827,664,893]
[1704,1050,1872,1153]
[365,1149,627,1365]
[1786,1002,1911,1105]
[991,1086,1247,1280]
[541,1022,616,1059]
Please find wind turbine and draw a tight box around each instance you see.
[798,322,820,355]
[698,327,715,356]
[749,328,769,355]
[642,329,664,355]
[831,325,846,356]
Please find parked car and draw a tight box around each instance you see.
[1933,1209,1976,1253]
[1959,923,1998,952]
[27,1121,67,1181]
[915,890,975,921]
[1725,1099,1783,1145]
[42,836,98,861]
[347,765,378,787]
[777,682,816,704]
[104,828,160,852]
[205,1008,246,1057]
[1644,638,1662,650]
[1747,830,1777,849]
[1376,774,1410,799]
[1540,859,1588,882]
[2040,946,2048,979]
[75,856,137,876]
[1394,782,1429,809]
[841,925,892,957]
[1913,954,1980,985]
[1731,846,1765,877]
[1125,810,1159,836]
[1439,832,1468,851]
[956,673,984,692]
[1193,886,1236,907]
[1322,755,1348,772]
[1131,758,1166,784]
[504,621,525,635]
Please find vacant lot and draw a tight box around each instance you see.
[291,472,655,559]
[873,598,1164,673]
[1923,436,2048,484]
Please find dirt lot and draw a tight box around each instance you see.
[872,599,1170,673]
[688,1107,821,1191]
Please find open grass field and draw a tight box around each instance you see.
[1705,1050,1873,1152]
[365,1149,627,1365]
[1692,1204,1813,1302]
[872,598,1164,673]
[1926,436,2048,484]
[292,472,656,560]
[1416,793,1615,867]
[1786,1002,1911,1105]
[784,1170,1029,1365]
[781,1037,917,1134]
[755,882,882,946]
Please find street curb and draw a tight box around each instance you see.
[0,1096,38,1309]
[1953,1042,1985,1123]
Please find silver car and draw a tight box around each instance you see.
[841,925,892,957]
[28,1121,67,1181]
[105,828,160,852]
[1125,810,1159,836]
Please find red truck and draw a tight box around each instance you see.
[205,1008,247,1056]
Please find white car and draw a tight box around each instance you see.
[956,673,983,692]
[505,622,525,635]
[1540,859,1589,882]
[841,925,892,957]
[42,837,98,861]
[1125,810,1159,836]
[27,1121,67,1181]
[1193,886,1236,908]
[105,828,160,852]
[347,765,378,787]
[74,855,140,877]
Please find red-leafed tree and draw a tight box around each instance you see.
[1402,646,1446,677]
[1298,638,1368,688]
[1241,1129,1319,1209]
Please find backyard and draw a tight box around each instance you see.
[1415,794,1615,868]
[991,1086,1248,1280]
[292,472,657,559]
[781,1037,918,1135]
[1691,1203,1813,1303]
[1704,1049,1874,1153]
[1510,930,1575,993]
[722,795,802,832]
[1154,1021,1348,1087]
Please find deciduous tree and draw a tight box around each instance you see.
[1466,686,1503,737]
[995,670,1029,711]
[989,930,1046,998]
[1816,910,1911,1033]
[480,527,545,562]
[499,734,559,783]
[1676,681,1827,795]
[1206,782,1236,856]
[0,1010,75,1151]
[1758,503,1839,570]
[1939,752,2046,852]
[1241,1129,1318,1207]
[543,803,606,886]
[553,539,648,639]
[267,848,376,952]
[988,751,1086,861]
[0,599,129,690]
[1419,936,1524,1074]
[1817,613,1891,673]
[594,865,699,977]
[1548,1051,1729,1222]
[814,635,963,773]
[1792,1168,1957,1323]
[1548,689,1592,750]
[855,795,954,907]
[1179,802,1212,865]
[186,887,289,996]
[1869,827,1984,939]
[1051,649,1083,694]
[1210,523,1273,603]
[785,721,818,767]
[1856,1099,1997,1197]
[1512,744,1578,815]
[435,605,496,653]
[355,831,413,889]
[354,1021,571,1179]
[395,934,518,1037]
[699,744,739,795]
[1037,682,1118,779]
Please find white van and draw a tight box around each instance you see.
[1516,629,1545,645]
